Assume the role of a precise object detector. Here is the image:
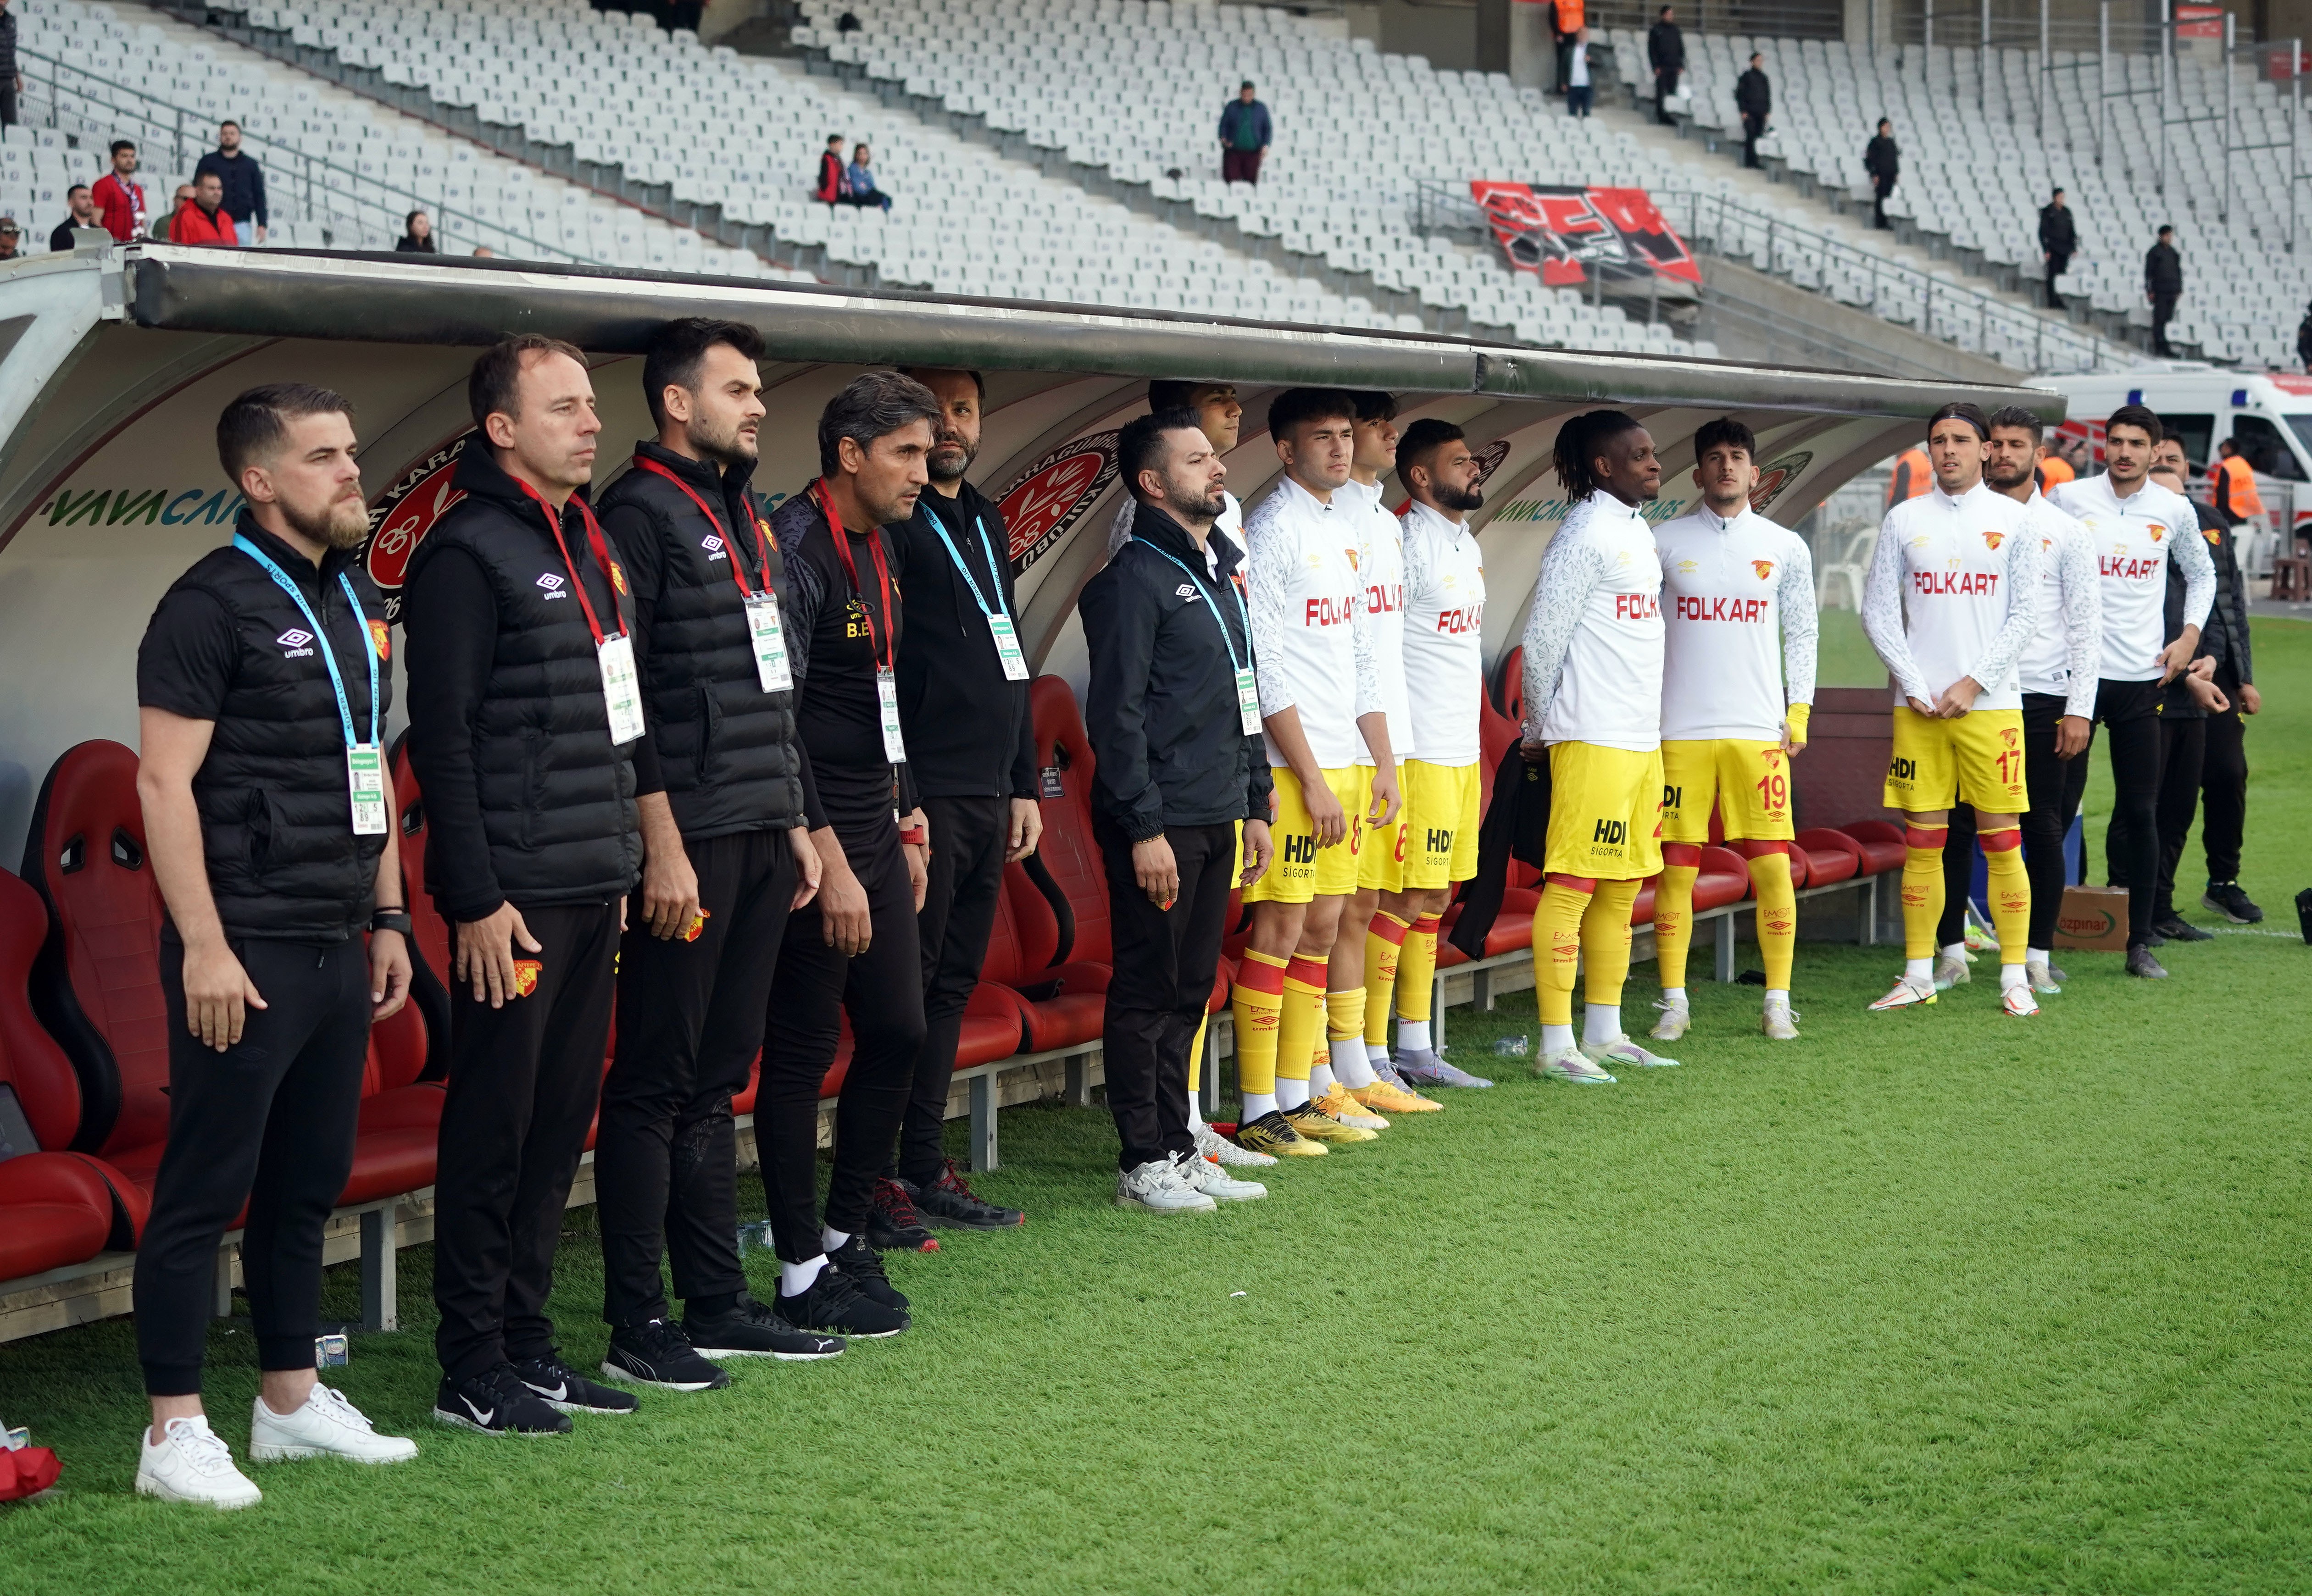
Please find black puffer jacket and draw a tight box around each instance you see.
[402,445,642,921]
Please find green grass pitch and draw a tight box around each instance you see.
[4,622,2308,1593]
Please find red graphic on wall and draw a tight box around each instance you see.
[996,430,1120,574]
[363,432,473,623]
[1471,182,1702,289]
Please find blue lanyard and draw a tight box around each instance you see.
[1140,541,1250,675]
[923,502,1012,623]
[234,534,378,750]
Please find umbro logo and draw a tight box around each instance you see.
[537,573,569,599]
[277,627,315,658]
[702,535,727,561]
[1176,584,1198,599]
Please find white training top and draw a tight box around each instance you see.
[1519,492,1665,753]
[1652,503,1820,742]
[2047,472,2215,682]
[1106,489,1242,560]
[1398,498,1488,765]
[1862,478,2041,712]
[1342,477,1410,767]
[1243,474,1381,770]
[2012,489,2104,718]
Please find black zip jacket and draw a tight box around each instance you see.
[402,446,642,922]
[1647,20,1683,71]
[597,440,818,839]
[2146,241,2183,296]
[891,479,1036,801]
[2185,497,2253,684]
[193,149,268,229]
[2040,202,2077,255]
[1865,134,1899,183]
[1079,502,1272,842]
[1736,67,1771,119]
[2162,500,2229,718]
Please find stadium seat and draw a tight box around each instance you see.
[0,1153,115,1281]
[1838,820,1908,877]
[1026,676,1110,968]
[387,736,456,1082]
[1794,829,1862,887]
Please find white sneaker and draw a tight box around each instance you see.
[1760,1003,1801,1041]
[1868,975,1938,1012]
[2001,981,2040,1018]
[1582,1034,1680,1069]
[135,1416,263,1509]
[1649,999,1690,1041]
[2025,960,2062,994]
[1932,952,1971,991]
[1196,1123,1276,1168]
[1173,1150,1267,1203]
[1115,1158,1216,1214]
[249,1384,419,1465]
[1537,1045,1616,1084]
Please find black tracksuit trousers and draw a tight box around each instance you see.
[136,936,369,1396]
[432,902,620,1380]
[597,828,798,1329]
[1938,692,2089,952]
[2088,680,2165,949]
[1096,818,1234,1172]
[2201,672,2249,884]
[2127,715,2207,923]
[890,793,1009,1186]
[757,820,924,1264]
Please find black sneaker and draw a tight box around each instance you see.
[908,1161,1026,1230]
[2152,915,2213,942]
[866,1177,940,1253]
[2125,945,2170,979]
[432,1363,571,1436]
[830,1233,910,1315]
[683,1294,845,1361]
[602,1319,730,1391]
[775,1266,909,1339]
[511,1349,640,1415]
[2202,881,2263,923]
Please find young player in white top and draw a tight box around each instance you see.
[2046,405,2214,979]
[1313,392,1443,1124]
[1226,388,1399,1159]
[1364,417,1495,1094]
[1934,406,2101,997]
[1860,403,2043,1016]
[1647,417,1818,1043]
[1518,410,1677,1084]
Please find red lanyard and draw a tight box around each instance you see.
[633,456,770,601]
[516,478,626,647]
[811,478,894,672]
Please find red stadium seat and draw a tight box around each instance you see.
[1795,828,1862,887]
[1026,676,1110,966]
[1839,819,1908,876]
[1695,845,1754,909]
[0,1153,114,1280]
[386,736,456,1081]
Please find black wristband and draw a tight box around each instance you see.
[370,909,414,936]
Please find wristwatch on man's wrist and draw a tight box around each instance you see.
[370,908,414,936]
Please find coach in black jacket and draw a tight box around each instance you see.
[404,333,644,1435]
[1079,408,1273,1187]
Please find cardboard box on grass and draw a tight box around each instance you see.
[2054,884,2130,951]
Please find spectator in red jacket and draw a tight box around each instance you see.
[815,133,847,205]
[170,171,236,247]
[91,139,149,241]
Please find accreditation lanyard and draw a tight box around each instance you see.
[632,457,792,693]
[812,479,907,764]
[517,481,646,747]
[1142,541,1262,735]
[233,534,388,835]
[922,496,1028,682]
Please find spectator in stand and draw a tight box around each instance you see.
[1736,53,1771,170]
[844,143,891,211]
[0,216,18,260]
[1564,28,1593,117]
[1,0,21,131]
[92,139,149,243]
[195,120,268,247]
[1647,6,1683,126]
[170,172,237,248]
[1864,118,1898,230]
[395,210,438,254]
[1551,0,1584,94]
[2039,188,2076,309]
[2146,224,2183,357]
[2297,299,2312,371]
[1219,80,1270,185]
[49,183,98,252]
[815,134,848,205]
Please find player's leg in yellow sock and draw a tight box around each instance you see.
[1653,843,1701,1037]
[1579,878,1640,1044]
[1901,823,1949,964]
[1394,913,1441,1044]
[1534,874,1594,1055]
[1362,911,1409,1050]
[1275,956,1328,1110]
[1230,950,1287,1117]
[1980,824,2032,982]
[1741,844,1797,994]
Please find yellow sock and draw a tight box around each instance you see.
[1981,828,2030,970]
[1654,848,1701,989]
[1229,950,1287,1097]
[1395,913,1440,1023]
[1746,849,1797,992]
[1326,986,1364,1044]
[1277,956,1328,1083]
[1362,912,1409,1047]
[1188,1010,1208,1096]
[1582,878,1640,1005]
[1534,876,1594,1027]
[1901,825,1948,961]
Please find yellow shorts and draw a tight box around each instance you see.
[1543,742,1665,881]
[1884,707,2028,815]
[1358,763,1406,892]
[1399,759,1482,889]
[1660,739,1796,844]
[1245,764,1366,903]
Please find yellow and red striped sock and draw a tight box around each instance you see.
[1228,950,1287,1099]
[1362,911,1409,1047]
[1654,842,1702,990]
[1981,827,2030,974]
